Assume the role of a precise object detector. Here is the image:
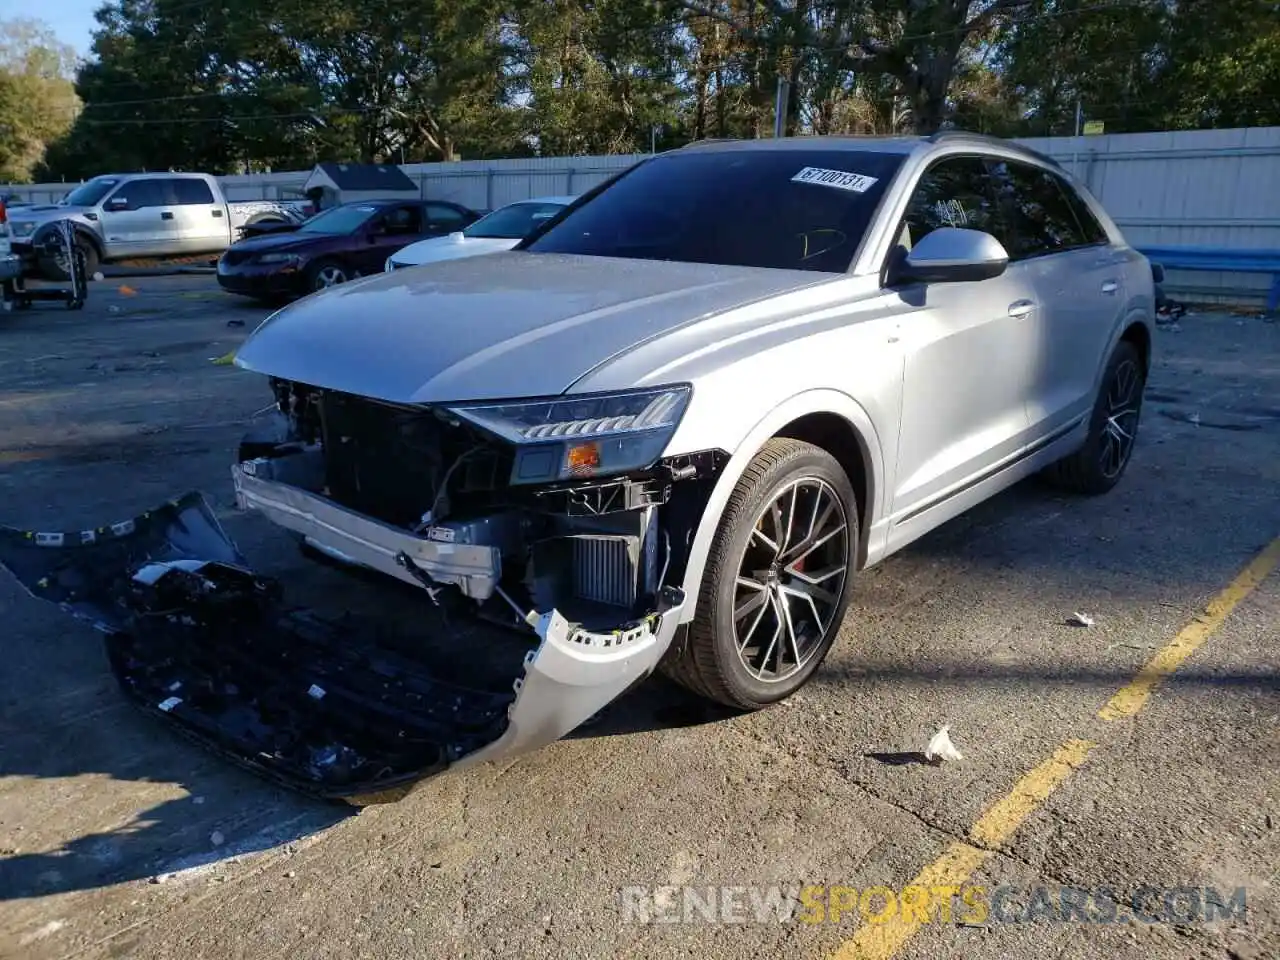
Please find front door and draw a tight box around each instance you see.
[888,155,1040,523]
[99,179,177,258]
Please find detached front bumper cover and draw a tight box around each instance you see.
[0,493,685,798]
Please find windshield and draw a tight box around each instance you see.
[63,179,118,207]
[464,201,569,240]
[298,204,380,235]
[524,149,904,272]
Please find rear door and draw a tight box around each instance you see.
[423,202,472,237]
[987,160,1127,439]
[170,178,229,253]
[353,203,424,274]
[888,155,1040,521]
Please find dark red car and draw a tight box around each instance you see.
[216,198,481,300]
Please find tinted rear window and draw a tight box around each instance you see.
[525,149,905,273]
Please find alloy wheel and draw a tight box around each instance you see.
[314,265,347,289]
[732,477,849,683]
[1099,358,1142,479]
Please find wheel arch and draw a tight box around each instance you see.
[1119,319,1151,375]
[674,389,884,625]
[73,225,104,259]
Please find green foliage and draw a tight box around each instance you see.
[0,18,80,182]
[25,0,1280,180]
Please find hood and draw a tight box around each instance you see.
[8,204,91,228]
[391,234,518,267]
[225,231,328,256]
[234,252,834,403]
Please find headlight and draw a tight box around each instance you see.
[12,222,35,238]
[256,252,301,265]
[445,385,692,485]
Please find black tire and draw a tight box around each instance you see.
[1043,339,1145,495]
[305,258,349,292]
[661,438,859,710]
[38,235,99,282]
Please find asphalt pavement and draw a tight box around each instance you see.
[0,276,1276,960]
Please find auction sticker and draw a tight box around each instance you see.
[791,167,878,193]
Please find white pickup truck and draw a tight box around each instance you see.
[6,172,311,280]
[0,199,19,285]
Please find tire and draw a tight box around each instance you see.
[38,235,99,282]
[661,438,859,709]
[1043,339,1145,495]
[305,258,348,292]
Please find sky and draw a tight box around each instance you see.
[1,0,100,58]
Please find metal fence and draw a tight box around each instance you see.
[8,125,1279,302]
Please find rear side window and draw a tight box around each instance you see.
[987,160,1089,259]
[898,155,1008,251]
[425,203,468,229]
[525,148,905,273]
[173,179,215,205]
[1057,178,1109,245]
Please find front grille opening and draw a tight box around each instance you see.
[314,391,510,528]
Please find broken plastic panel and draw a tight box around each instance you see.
[0,493,686,798]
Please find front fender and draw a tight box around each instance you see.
[673,388,886,625]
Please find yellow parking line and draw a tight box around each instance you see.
[828,535,1280,960]
[830,741,1094,960]
[1098,535,1280,721]
[968,739,1094,847]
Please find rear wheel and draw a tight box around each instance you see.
[1044,340,1145,495]
[661,438,858,709]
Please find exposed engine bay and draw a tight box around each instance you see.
[0,379,727,799]
[247,377,725,629]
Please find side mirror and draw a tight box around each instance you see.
[896,227,1009,284]
[105,198,129,211]
[1150,261,1165,283]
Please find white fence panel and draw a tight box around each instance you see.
[7,127,1278,303]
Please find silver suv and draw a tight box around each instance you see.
[0,133,1156,795]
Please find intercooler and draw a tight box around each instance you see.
[530,507,661,618]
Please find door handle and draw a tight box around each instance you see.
[211,209,223,218]
[160,211,174,220]
[1008,299,1035,318]
[1101,279,1119,294]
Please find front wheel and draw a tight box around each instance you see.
[1044,339,1146,495]
[661,438,859,709]
[306,259,349,292]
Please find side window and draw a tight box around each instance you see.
[1056,177,1109,245]
[898,156,1008,255]
[173,179,215,205]
[987,160,1087,259]
[107,179,163,211]
[382,204,423,235]
[425,203,467,230]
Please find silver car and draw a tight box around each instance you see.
[1,132,1153,796]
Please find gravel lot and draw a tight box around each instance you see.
[0,276,1277,960]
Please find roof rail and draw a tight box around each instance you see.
[927,129,1062,168]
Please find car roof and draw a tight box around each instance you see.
[676,131,1060,169]
[502,195,577,206]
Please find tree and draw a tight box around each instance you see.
[676,0,1034,133]
[0,18,80,182]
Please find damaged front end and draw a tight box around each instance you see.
[0,381,726,798]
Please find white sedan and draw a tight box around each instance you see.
[384,195,577,272]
